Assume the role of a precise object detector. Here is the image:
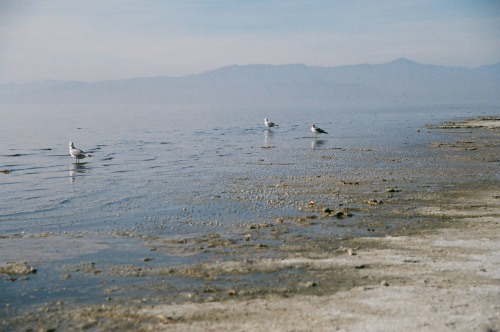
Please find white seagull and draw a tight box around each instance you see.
[264,118,277,129]
[310,124,328,136]
[69,142,92,163]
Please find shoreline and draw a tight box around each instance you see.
[1,116,499,331]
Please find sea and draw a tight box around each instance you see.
[0,103,498,312]
[0,103,496,236]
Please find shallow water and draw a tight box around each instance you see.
[0,103,496,236]
[1,103,499,314]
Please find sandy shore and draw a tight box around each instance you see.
[1,116,499,331]
[133,189,500,332]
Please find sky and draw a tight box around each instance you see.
[1,0,499,83]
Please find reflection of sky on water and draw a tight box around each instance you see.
[0,104,492,235]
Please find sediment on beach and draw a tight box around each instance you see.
[1,116,499,331]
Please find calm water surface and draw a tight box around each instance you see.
[1,103,499,312]
[0,103,496,236]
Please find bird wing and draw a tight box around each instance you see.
[71,148,84,157]
[71,148,90,158]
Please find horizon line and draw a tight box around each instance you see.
[2,58,499,85]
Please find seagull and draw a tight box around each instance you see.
[264,118,277,129]
[310,124,328,136]
[69,142,92,163]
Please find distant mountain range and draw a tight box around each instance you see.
[1,58,499,107]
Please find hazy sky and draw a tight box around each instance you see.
[1,0,499,83]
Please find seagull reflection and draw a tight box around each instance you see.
[311,138,326,150]
[263,128,275,148]
[70,162,89,183]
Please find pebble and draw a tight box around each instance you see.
[330,210,352,218]
[0,262,37,275]
[302,281,319,288]
[365,199,383,205]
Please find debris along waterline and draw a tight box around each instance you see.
[1,115,499,330]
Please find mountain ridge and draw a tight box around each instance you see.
[1,58,499,106]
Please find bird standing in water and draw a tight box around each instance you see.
[310,124,328,136]
[264,118,277,129]
[69,142,92,163]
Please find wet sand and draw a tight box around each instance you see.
[1,116,499,331]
